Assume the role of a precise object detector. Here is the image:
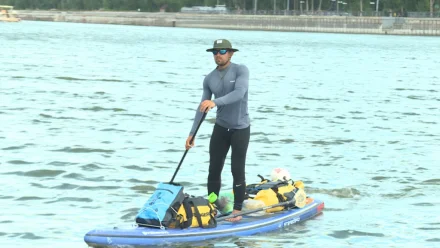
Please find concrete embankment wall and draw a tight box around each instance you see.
[16,10,440,36]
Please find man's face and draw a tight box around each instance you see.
[212,49,233,67]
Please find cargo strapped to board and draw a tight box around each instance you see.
[135,182,185,229]
[169,194,217,229]
[245,175,307,212]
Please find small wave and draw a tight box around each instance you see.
[23,169,65,177]
[426,238,440,242]
[81,106,126,112]
[51,147,115,154]
[254,137,271,143]
[55,76,86,81]
[7,107,28,111]
[117,113,150,118]
[411,202,435,207]
[307,187,361,198]
[48,90,68,95]
[407,95,426,100]
[419,120,437,124]
[16,232,45,240]
[7,160,33,164]
[319,207,345,212]
[30,183,46,189]
[371,176,391,181]
[252,132,270,136]
[328,230,385,239]
[284,106,309,111]
[372,126,392,130]
[78,185,120,190]
[297,96,331,101]
[387,141,399,144]
[162,148,182,153]
[309,139,355,145]
[130,185,157,193]
[294,155,305,160]
[62,173,106,182]
[128,179,158,184]
[48,161,78,166]
[45,197,93,203]
[38,213,55,216]
[1,195,13,200]
[422,179,440,185]
[279,139,295,144]
[94,79,129,82]
[51,183,80,190]
[395,88,419,91]
[100,128,127,132]
[80,163,104,171]
[39,114,78,120]
[259,152,280,157]
[15,196,45,201]
[32,119,51,124]
[149,80,170,84]
[256,108,276,113]
[120,208,139,221]
[417,227,440,231]
[349,111,364,114]
[401,112,421,116]
[123,165,153,171]
[300,115,324,119]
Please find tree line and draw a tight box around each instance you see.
[0,0,437,14]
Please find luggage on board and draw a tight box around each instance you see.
[135,182,185,229]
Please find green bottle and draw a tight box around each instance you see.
[208,192,217,203]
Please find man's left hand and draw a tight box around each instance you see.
[200,100,216,113]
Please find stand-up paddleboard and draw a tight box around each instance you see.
[84,198,324,247]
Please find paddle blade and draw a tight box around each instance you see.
[294,188,307,208]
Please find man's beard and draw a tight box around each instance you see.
[216,57,230,67]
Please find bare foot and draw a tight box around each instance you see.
[225,210,242,222]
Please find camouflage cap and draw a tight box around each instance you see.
[206,39,239,52]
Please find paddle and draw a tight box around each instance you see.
[169,111,208,184]
[216,188,307,221]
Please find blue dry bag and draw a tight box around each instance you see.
[135,182,185,228]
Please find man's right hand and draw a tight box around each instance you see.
[185,136,194,150]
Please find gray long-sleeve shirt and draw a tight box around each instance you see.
[190,62,250,136]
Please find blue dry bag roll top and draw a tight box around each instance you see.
[135,182,185,228]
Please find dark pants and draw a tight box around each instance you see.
[207,123,250,211]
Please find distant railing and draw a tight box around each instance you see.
[183,9,440,18]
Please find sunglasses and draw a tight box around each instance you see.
[212,49,229,55]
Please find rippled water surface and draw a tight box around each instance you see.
[1,21,439,248]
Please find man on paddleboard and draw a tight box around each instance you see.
[186,39,250,222]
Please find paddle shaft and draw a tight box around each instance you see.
[216,198,296,222]
[169,111,207,184]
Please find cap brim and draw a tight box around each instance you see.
[206,48,239,52]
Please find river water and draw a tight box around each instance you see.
[1,20,439,248]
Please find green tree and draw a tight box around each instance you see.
[1,0,437,14]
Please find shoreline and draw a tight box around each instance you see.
[16,10,440,36]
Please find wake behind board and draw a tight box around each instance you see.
[84,198,324,247]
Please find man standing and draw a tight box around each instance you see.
[186,39,250,222]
